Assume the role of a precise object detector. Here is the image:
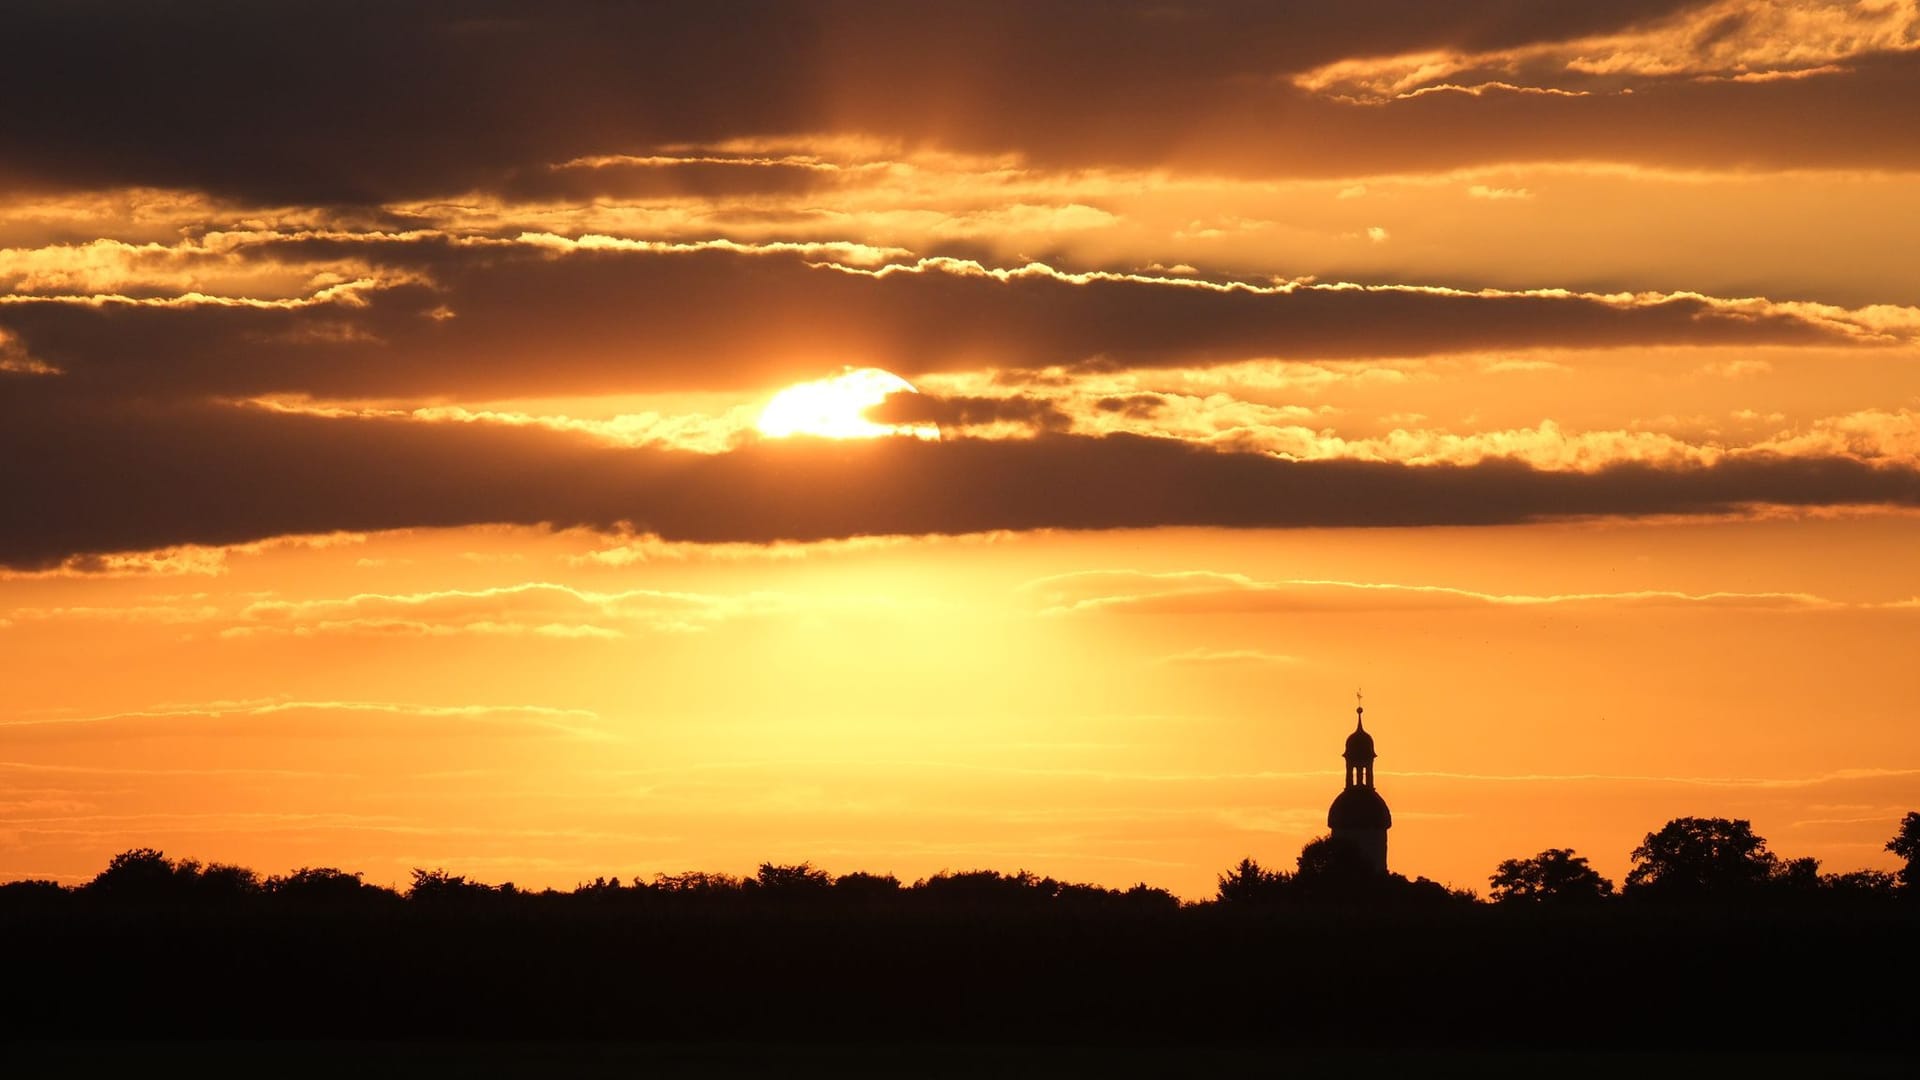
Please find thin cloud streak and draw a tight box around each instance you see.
[1023,568,1854,616]
[0,698,607,740]
[595,756,1920,792]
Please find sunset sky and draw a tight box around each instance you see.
[4,1,1918,898]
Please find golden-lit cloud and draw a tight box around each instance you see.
[1294,0,1920,101]
[0,326,58,375]
[242,396,758,455]
[9,397,1920,569]
[1753,407,1920,461]
[0,533,370,582]
[14,237,1905,414]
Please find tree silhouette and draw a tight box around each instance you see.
[1488,848,1614,904]
[914,869,1055,909]
[1215,857,1290,905]
[0,878,69,913]
[196,862,264,902]
[1120,882,1181,913]
[86,848,182,900]
[1821,869,1899,899]
[651,870,743,894]
[1624,817,1778,900]
[832,871,902,897]
[1295,834,1372,882]
[1770,855,1823,895]
[407,868,498,905]
[752,861,833,892]
[1888,811,1920,891]
[267,866,399,907]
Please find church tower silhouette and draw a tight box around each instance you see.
[1327,703,1392,874]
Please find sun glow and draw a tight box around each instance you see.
[756,367,941,440]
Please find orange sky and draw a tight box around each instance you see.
[3,1,1917,897]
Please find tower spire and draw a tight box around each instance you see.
[1329,699,1392,875]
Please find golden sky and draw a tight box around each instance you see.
[3,1,1917,897]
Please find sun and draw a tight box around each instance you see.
[756,367,941,441]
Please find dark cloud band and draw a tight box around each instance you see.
[20,2,1903,204]
[5,401,1916,568]
[1,244,1877,402]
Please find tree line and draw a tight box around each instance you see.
[3,811,1913,916]
[0,853,1185,915]
[2,813,1915,1049]
[1217,811,1920,908]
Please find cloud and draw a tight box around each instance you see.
[10,239,1906,408]
[1293,0,1920,101]
[867,392,1073,436]
[8,396,1920,568]
[0,698,606,742]
[1393,766,1920,790]
[1157,649,1304,667]
[244,396,759,455]
[1697,358,1773,378]
[0,326,58,375]
[1467,184,1534,200]
[567,529,1017,567]
[1021,569,1846,617]
[225,581,827,639]
[0,532,370,581]
[1754,407,1920,462]
[0,3,1720,202]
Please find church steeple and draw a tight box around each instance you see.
[1344,704,1376,789]
[1327,700,1392,875]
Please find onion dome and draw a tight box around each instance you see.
[1345,724,1375,760]
[1344,709,1375,761]
[1328,785,1393,830]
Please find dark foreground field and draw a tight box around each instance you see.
[3,1042,1913,1079]
[3,903,1911,1060]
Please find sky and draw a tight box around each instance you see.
[3,0,1918,898]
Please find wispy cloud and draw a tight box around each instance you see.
[0,697,608,740]
[1023,569,1848,617]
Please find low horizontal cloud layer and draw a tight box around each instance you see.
[6,401,1920,569]
[3,240,1902,403]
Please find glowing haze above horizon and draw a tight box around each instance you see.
[4,1,1919,897]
